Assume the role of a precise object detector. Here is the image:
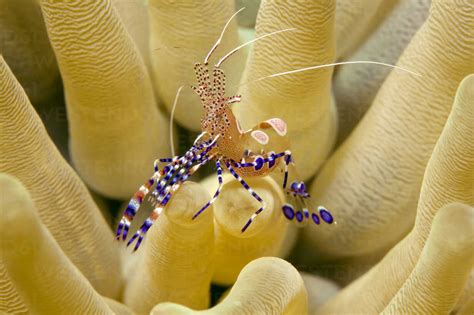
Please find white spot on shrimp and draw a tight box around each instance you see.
[251,130,269,145]
[265,118,287,136]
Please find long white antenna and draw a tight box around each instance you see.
[169,86,184,157]
[238,61,422,87]
[205,7,246,65]
[216,28,297,68]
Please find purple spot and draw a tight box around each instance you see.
[290,181,299,192]
[295,211,303,222]
[319,208,333,224]
[312,213,320,224]
[282,204,295,220]
[254,156,264,171]
[268,153,276,168]
[299,182,306,193]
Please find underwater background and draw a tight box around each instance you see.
[0,0,473,314]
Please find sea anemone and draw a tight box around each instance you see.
[1,0,473,314]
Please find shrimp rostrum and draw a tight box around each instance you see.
[117,8,419,251]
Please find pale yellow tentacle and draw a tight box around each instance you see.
[0,0,60,105]
[335,0,398,59]
[303,0,474,260]
[151,257,308,315]
[334,0,431,144]
[382,203,474,314]
[0,174,114,315]
[112,0,151,69]
[40,0,170,199]
[202,174,293,285]
[235,0,337,180]
[124,182,215,314]
[315,72,474,314]
[0,55,121,303]
[149,0,244,131]
[300,272,340,314]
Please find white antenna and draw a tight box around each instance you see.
[205,7,246,65]
[216,28,297,67]
[238,60,422,87]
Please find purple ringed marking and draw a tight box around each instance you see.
[318,206,334,224]
[290,181,299,192]
[254,156,264,171]
[311,213,320,224]
[282,203,295,220]
[251,130,269,145]
[295,211,304,222]
[299,182,306,192]
[267,151,276,168]
[265,118,287,136]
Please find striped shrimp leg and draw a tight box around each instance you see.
[126,150,214,251]
[117,153,191,241]
[116,173,158,241]
[225,161,267,232]
[149,150,193,200]
[126,140,218,250]
[192,159,224,220]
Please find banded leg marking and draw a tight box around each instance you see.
[192,160,224,220]
[232,151,291,188]
[226,162,266,232]
[126,153,212,251]
[116,173,157,240]
[282,150,292,189]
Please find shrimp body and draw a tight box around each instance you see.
[193,62,287,179]
[116,9,335,251]
[193,63,245,162]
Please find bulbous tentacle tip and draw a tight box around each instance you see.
[217,257,308,314]
[149,257,308,314]
[208,174,278,237]
[151,302,193,315]
[0,174,35,232]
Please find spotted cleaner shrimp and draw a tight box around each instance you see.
[116,8,421,251]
